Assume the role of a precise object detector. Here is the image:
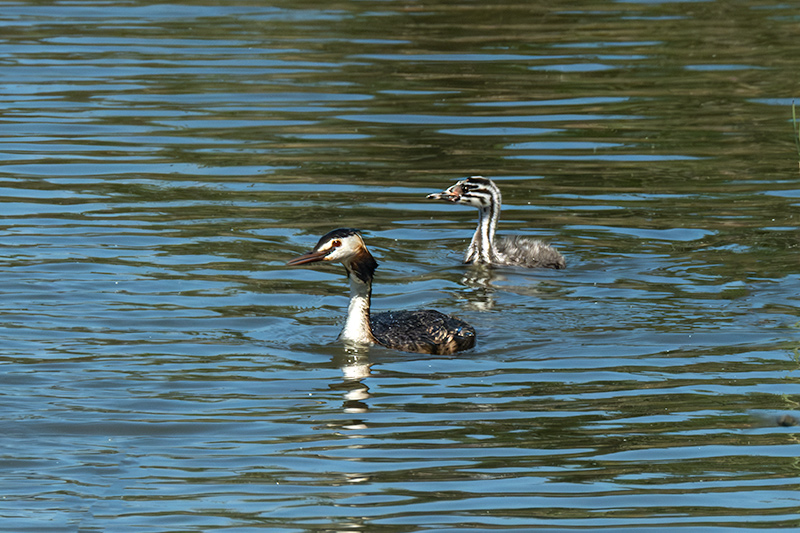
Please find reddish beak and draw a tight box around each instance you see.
[286,249,328,266]
[427,190,460,202]
[427,183,463,203]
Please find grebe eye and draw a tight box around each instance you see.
[331,240,341,248]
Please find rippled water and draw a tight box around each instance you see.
[2,1,800,531]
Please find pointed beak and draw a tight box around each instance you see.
[427,186,461,203]
[286,249,328,266]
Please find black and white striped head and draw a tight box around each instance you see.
[287,228,378,283]
[427,176,501,209]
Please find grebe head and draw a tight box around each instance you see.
[287,228,378,283]
[427,176,499,209]
[286,228,366,265]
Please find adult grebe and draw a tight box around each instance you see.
[287,228,476,355]
[428,176,566,269]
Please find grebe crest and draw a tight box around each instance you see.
[427,176,565,269]
[287,228,476,355]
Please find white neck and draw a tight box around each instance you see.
[339,269,376,346]
[466,201,500,264]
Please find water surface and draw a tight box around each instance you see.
[1,0,800,531]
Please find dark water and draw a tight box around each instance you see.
[2,1,800,531]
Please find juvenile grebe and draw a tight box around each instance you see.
[427,176,566,269]
[287,228,476,355]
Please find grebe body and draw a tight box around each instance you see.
[287,228,476,355]
[428,176,565,269]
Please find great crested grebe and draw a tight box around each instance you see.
[428,176,566,269]
[287,228,476,355]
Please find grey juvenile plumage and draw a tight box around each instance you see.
[287,228,476,355]
[428,176,565,269]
